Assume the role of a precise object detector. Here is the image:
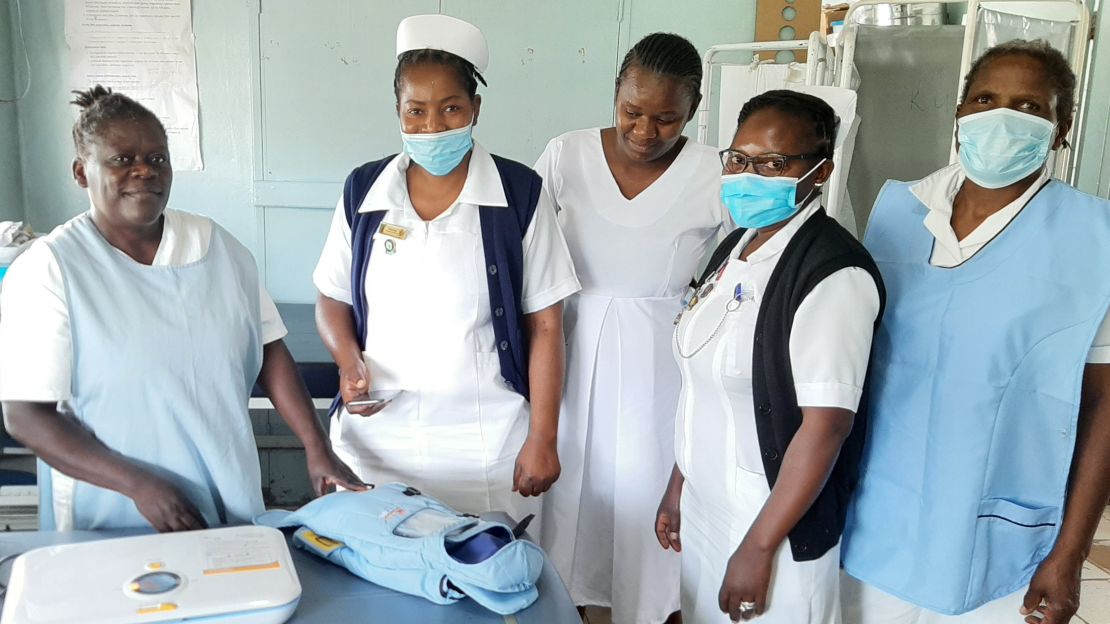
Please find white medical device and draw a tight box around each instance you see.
[0,526,301,624]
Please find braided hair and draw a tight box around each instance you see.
[736,90,839,159]
[961,39,1076,127]
[394,49,487,103]
[70,85,165,158]
[616,33,703,112]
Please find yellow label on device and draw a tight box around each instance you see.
[379,223,409,240]
[300,529,345,553]
[137,603,177,615]
[202,561,280,576]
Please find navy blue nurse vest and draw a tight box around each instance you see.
[337,154,540,409]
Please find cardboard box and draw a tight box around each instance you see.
[821,4,850,34]
[755,0,823,61]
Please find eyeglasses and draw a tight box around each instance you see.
[719,149,826,176]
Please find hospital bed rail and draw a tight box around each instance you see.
[695,40,814,147]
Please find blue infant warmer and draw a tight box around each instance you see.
[255,483,545,615]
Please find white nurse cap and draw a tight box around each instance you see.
[396,14,489,75]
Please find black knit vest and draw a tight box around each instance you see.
[697,210,885,561]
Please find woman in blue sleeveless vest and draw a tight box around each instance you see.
[657,91,884,623]
[313,15,580,524]
[841,40,1110,624]
[0,87,362,532]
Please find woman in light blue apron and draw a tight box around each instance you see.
[0,86,362,532]
[841,40,1110,624]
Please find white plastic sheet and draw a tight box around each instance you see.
[975,6,1075,59]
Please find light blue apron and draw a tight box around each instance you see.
[41,213,264,530]
[841,180,1110,614]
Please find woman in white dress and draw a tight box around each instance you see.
[535,33,729,624]
[657,91,883,623]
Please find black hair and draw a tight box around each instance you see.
[961,39,1076,127]
[70,85,165,158]
[735,90,839,158]
[393,48,487,103]
[616,32,703,110]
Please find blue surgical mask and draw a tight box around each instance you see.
[401,123,474,176]
[720,159,825,229]
[957,108,1055,189]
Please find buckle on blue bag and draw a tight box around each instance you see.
[439,576,466,598]
[512,513,535,538]
[402,486,421,496]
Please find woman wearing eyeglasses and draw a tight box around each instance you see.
[656,90,884,623]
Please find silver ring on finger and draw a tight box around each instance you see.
[739,600,757,619]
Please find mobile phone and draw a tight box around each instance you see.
[347,389,403,409]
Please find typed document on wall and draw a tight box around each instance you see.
[65,0,204,171]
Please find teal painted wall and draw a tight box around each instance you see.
[1076,2,1110,198]
[0,1,23,222]
[10,0,261,256]
[9,0,85,232]
[6,0,1108,303]
[6,0,761,302]
[251,0,760,302]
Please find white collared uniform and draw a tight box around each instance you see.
[534,129,728,623]
[840,164,1110,623]
[674,201,880,624]
[313,144,580,520]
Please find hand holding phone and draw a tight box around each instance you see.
[346,389,403,412]
[339,359,374,416]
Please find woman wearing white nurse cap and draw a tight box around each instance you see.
[314,9,580,529]
[396,14,490,77]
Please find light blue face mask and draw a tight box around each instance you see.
[720,159,825,229]
[401,123,474,176]
[957,108,1055,189]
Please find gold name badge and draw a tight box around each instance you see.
[379,223,409,240]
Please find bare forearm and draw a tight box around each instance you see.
[2,401,147,497]
[258,340,330,455]
[1053,364,1110,560]
[525,303,565,441]
[665,463,685,498]
[315,292,363,371]
[744,407,854,552]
